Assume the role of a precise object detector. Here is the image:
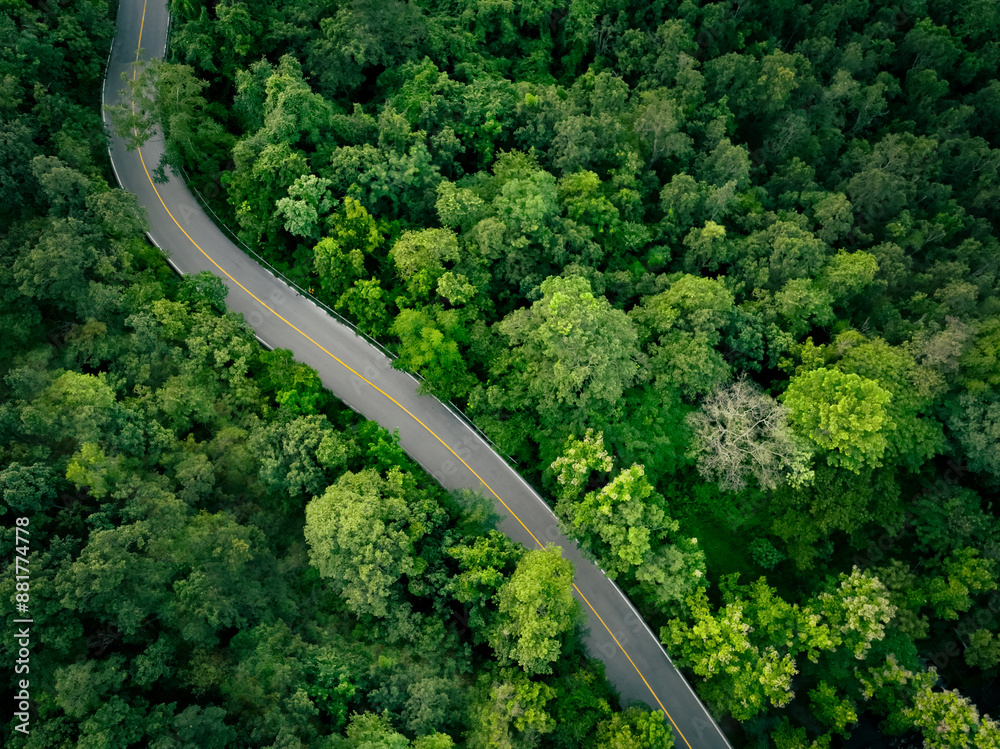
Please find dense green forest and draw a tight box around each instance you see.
[0,0,677,747]
[4,0,1000,745]
[110,0,1000,745]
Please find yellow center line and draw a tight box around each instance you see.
[125,3,693,746]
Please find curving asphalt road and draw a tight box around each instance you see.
[101,2,734,747]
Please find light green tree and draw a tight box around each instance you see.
[771,719,833,749]
[662,588,798,721]
[682,220,730,273]
[810,192,854,245]
[818,250,878,301]
[960,317,1000,394]
[905,687,1000,749]
[436,271,477,307]
[343,711,410,749]
[548,432,704,613]
[390,228,461,301]
[633,538,709,616]
[631,273,734,400]
[339,277,392,339]
[313,197,383,301]
[809,681,858,735]
[771,279,835,339]
[560,464,673,576]
[558,170,620,229]
[782,367,893,472]
[447,530,525,636]
[547,429,614,503]
[466,668,556,749]
[489,545,582,675]
[491,275,641,428]
[275,173,332,239]
[304,469,435,618]
[857,654,937,735]
[391,307,475,401]
[20,370,117,446]
[809,567,896,660]
[65,442,123,499]
[590,706,675,749]
[923,548,997,621]
[436,180,487,232]
[836,336,945,470]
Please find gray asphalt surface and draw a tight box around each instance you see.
[101,2,734,747]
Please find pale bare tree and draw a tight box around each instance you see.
[686,376,813,492]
